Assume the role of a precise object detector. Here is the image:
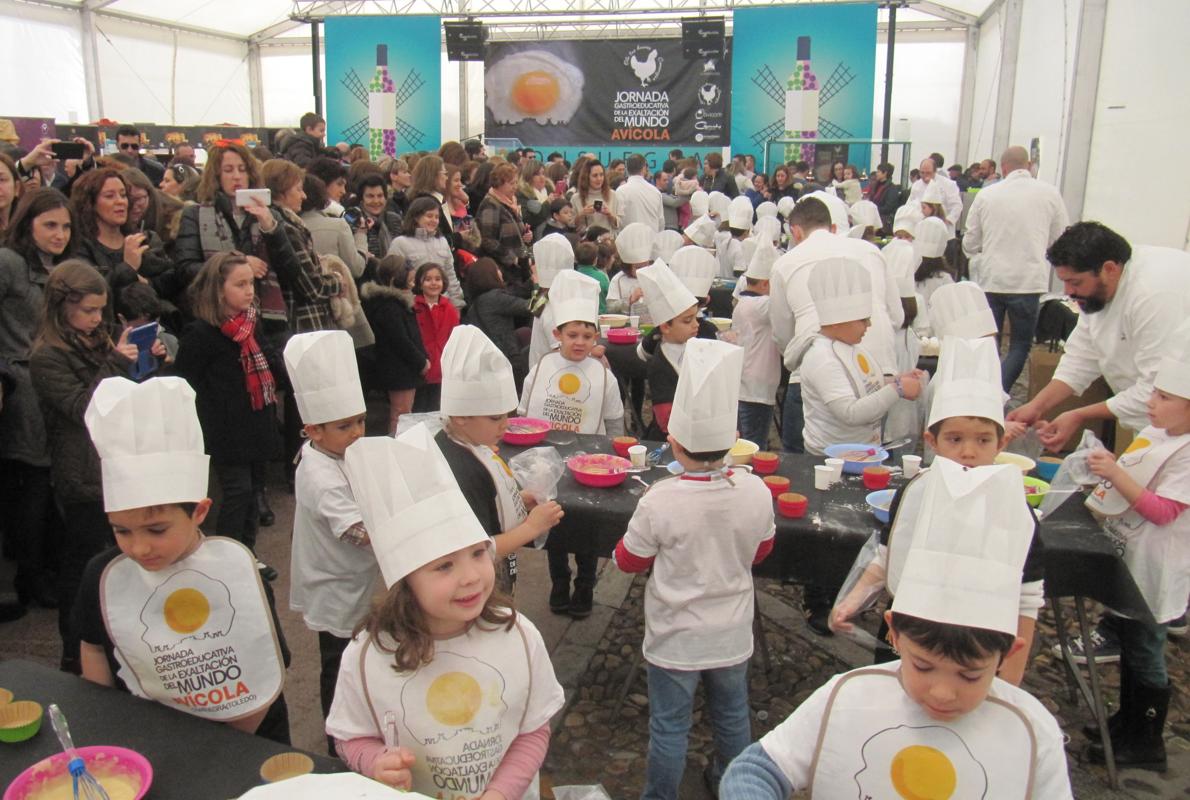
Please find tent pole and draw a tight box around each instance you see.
[311,19,323,117]
[248,41,265,128]
[954,23,978,165]
[1059,0,1107,224]
[991,0,1023,158]
[80,7,104,121]
[880,2,897,165]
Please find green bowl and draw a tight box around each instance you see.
[639,324,655,336]
[1023,476,1049,508]
[0,700,42,743]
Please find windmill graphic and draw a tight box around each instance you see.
[340,45,427,158]
[749,43,856,165]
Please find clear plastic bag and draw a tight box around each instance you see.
[829,532,888,650]
[1004,425,1043,462]
[552,786,613,800]
[1038,429,1104,517]
[508,446,565,503]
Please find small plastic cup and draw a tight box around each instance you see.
[763,475,790,497]
[628,315,640,328]
[901,454,922,479]
[813,465,833,491]
[824,457,844,482]
[862,466,892,490]
[752,452,780,474]
[612,436,639,457]
[777,492,808,518]
[627,444,647,468]
[600,324,613,339]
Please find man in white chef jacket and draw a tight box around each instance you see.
[1008,222,1190,451]
[906,157,963,231]
[962,146,1069,393]
[615,154,665,233]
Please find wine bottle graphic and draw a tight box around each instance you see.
[782,36,819,165]
[368,44,397,160]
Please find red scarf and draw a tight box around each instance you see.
[220,306,276,411]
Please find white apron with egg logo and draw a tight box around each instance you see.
[1086,430,1190,517]
[807,668,1037,799]
[522,352,609,434]
[100,536,284,721]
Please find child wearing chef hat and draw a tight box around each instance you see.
[920,179,955,238]
[76,376,291,742]
[328,424,565,798]
[714,196,754,278]
[682,215,719,250]
[608,223,654,319]
[797,258,924,456]
[724,456,1074,799]
[527,233,576,368]
[732,240,782,447]
[614,338,776,800]
[913,216,955,309]
[1078,322,1190,771]
[435,326,564,596]
[283,331,378,739]
[831,337,1045,685]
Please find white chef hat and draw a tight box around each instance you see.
[668,338,744,454]
[533,234,574,288]
[689,190,710,219]
[922,180,944,205]
[927,336,1005,428]
[745,238,779,281]
[728,196,754,230]
[708,191,730,221]
[892,204,921,237]
[914,217,949,259]
[1155,319,1190,398]
[616,222,654,265]
[652,229,684,263]
[740,239,758,270]
[805,191,850,234]
[670,245,718,298]
[776,196,796,219]
[808,257,872,326]
[753,216,782,246]
[846,224,867,239]
[548,268,600,327]
[439,325,518,416]
[891,457,1034,636]
[683,215,718,249]
[638,259,697,324]
[85,377,209,513]
[929,282,997,340]
[850,200,881,230]
[344,425,490,587]
[755,201,778,220]
[284,330,366,425]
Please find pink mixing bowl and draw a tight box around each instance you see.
[5,745,153,800]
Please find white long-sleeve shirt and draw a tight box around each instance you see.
[907,173,963,232]
[615,175,665,232]
[1052,246,1190,432]
[962,169,1069,294]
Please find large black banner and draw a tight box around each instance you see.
[484,39,731,147]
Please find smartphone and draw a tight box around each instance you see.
[594,200,604,212]
[51,141,86,160]
[127,322,159,381]
[235,188,271,207]
[343,206,362,228]
[554,179,567,196]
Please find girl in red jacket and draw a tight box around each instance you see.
[412,262,460,412]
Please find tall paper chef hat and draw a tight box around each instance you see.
[670,245,718,298]
[669,338,744,454]
[808,257,872,326]
[549,268,600,327]
[1155,319,1190,399]
[776,196,796,219]
[284,330,366,425]
[683,215,718,249]
[689,190,710,219]
[927,336,1005,428]
[846,224,867,239]
[745,238,779,281]
[728,196,754,230]
[890,456,1034,635]
[740,239,758,271]
[850,200,882,231]
[708,191,730,221]
[533,234,574,288]
[440,326,518,416]
[756,201,778,220]
[86,377,209,512]
[638,259,697,324]
[893,204,921,237]
[616,222,654,265]
[652,229,684,263]
[929,282,997,340]
[914,217,949,259]
[805,191,849,234]
[753,216,782,246]
[344,425,489,587]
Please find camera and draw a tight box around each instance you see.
[343,206,363,227]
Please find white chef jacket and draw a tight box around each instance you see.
[527,303,558,368]
[732,293,781,404]
[1052,246,1190,432]
[768,228,900,376]
[962,169,1069,294]
[907,174,964,233]
[615,175,665,232]
[715,232,746,278]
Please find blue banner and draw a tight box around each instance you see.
[324,15,442,156]
[730,4,876,172]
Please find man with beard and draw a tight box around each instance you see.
[1008,222,1190,452]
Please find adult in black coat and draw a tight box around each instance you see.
[359,256,428,434]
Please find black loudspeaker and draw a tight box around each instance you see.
[682,17,724,60]
[445,21,486,61]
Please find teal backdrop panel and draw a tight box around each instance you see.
[325,15,442,157]
[730,4,876,172]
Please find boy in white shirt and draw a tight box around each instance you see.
[796,258,923,455]
[283,331,378,744]
[732,240,781,447]
[722,459,1074,800]
[615,338,775,800]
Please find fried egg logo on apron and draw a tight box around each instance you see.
[140,570,235,653]
[855,725,988,799]
[402,652,509,745]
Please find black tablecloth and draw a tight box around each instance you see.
[511,434,1151,620]
[0,660,340,794]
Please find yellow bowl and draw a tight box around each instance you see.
[995,452,1036,474]
[598,314,629,329]
[260,752,315,783]
[709,316,732,332]
[729,439,760,465]
[0,700,42,743]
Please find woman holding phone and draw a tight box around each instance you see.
[571,159,618,235]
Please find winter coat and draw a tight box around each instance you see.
[466,288,530,365]
[360,283,428,392]
[414,294,460,385]
[301,209,367,279]
[388,230,465,310]
[75,233,182,311]
[0,247,51,465]
[278,130,324,168]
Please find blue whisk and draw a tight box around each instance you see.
[48,704,111,800]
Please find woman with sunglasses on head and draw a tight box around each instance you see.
[159,162,200,202]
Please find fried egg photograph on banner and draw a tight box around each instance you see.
[485,50,584,125]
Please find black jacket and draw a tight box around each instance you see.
[278,130,325,168]
[360,283,427,391]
